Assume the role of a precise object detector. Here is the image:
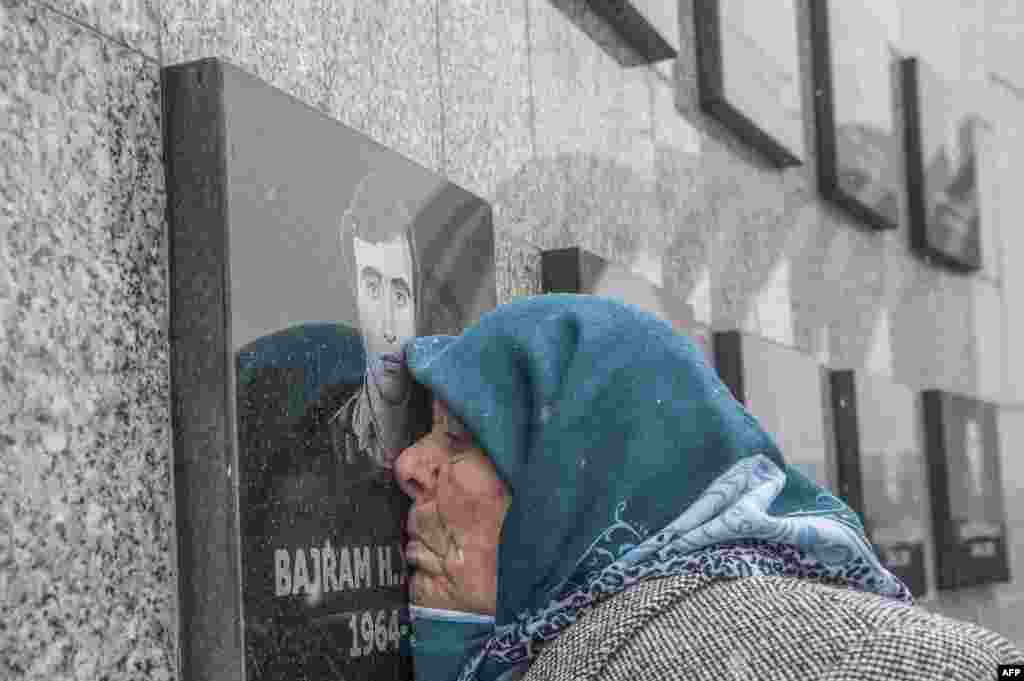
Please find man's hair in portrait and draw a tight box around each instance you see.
[338,171,421,310]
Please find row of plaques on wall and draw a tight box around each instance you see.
[688,0,983,272]
[542,246,1011,600]
[164,57,1004,681]
[522,0,983,270]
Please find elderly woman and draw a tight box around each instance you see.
[392,295,1022,681]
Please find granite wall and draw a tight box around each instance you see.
[2,0,1023,677]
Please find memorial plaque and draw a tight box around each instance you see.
[922,390,1010,590]
[541,247,711,360]
[811,0,901,230]
[695,0,804,166]
[163,58,497,681]
[901,58,983,271]
[583,0,678,63]
[829,370,928,596]
[713,332,832,489]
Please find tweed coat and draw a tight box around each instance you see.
[522,575,1024,681]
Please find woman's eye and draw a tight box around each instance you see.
[394,289,409,307]
[445,431,472,456]
[446,432,468,446]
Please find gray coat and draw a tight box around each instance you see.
[522,575,1023,680]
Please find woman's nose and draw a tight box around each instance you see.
[394,438,442,502]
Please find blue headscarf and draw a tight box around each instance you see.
[404,295,911,681]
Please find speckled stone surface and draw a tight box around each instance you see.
[652,69,712,325]
[438,0,533,209]
[503,0,661,271]
[162,0,444,173]
[42,0,160,58]
[662,0,816,340]
[969,278,1007,402]
[785,204,906,368]
[157,0,231,65]
[1,1,176,678]
[977,120,1007,283]
[702,140,817,340]
[889,263,977,395]
[987,89,1024,406]
[987,0,1024,92]
[495,232,543,305]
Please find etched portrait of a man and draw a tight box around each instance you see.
[323,172,422,482]
[228,153,496,681]
[234,172,427,681]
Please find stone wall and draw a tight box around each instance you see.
[2,0,1023,677]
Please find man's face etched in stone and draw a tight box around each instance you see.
[353,232,416,404]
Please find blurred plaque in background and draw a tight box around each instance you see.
[829,370,929,597]
[695,0,804,166]
[811,0,901,230]
[164,58,496,681]
[712,331,832,490]
[902,57,983,271]
[541,247,711,360]
[922,390,1010,590]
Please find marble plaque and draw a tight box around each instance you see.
[712,332,832,490]
[922,390,1010,590]
[584,0,678,63]
[541,247,711,360]
[164,58,496,681]
[695,0,804,166]
[901,58,983,271]
[811,0,901,230]
[829,370,928,596]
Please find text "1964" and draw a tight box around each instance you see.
[347,609,404,658]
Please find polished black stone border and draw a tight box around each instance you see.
[809,0,899,231]
[163,58,246,681]
[828,370,866,515]
[901,58,982,272]
[540,247,591,295]
[921,389,1010,590]
[584,0,678,63]
[693,0,802,168]
[710,330,745,405]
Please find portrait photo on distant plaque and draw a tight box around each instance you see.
[810,0,901,230]
[901,57,982,271]
[164,58,496,681]
[540,246,711,360]
[712,331,832,490]
[694,0,804,166]
[921,390,1010,590]
[829,370,929,596]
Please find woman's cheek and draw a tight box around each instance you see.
[410,570,454,608]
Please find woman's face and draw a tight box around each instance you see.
[394,399,510,614]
